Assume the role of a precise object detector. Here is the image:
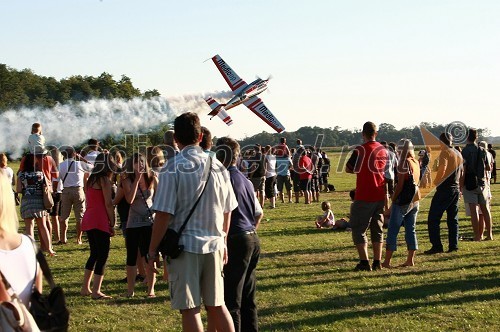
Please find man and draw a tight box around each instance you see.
[425,133,463,254]
[380,141,397,220]
[216,137,263,332]
[461,128,493,241]
[85,138,101,165]
[345,121,387,271]
[163,129,180,162]
[59,146,93,244]
[200,126,213,153]
[275,150,293,203]
[247,144,266,208]
[148,112,237,332]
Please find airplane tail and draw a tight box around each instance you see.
[205,96,233,126]
[205,96,224,116]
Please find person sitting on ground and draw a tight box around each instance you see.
[315,201,335,228]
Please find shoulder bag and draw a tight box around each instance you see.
[1,271,41,332]
[157,156,212,259]
[42,175,54,211]
[29,250,69,332]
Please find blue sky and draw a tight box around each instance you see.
[1,0,499,139]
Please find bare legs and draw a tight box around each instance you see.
[25,216,55,255]
[183,305,235,332]
[51,215,61,243]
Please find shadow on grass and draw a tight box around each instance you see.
[259,275,500,330]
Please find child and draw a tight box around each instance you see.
[28,122,46,154]
[331,189,354,231]
[315,201,335,228]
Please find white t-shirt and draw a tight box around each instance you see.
[0,166,14,184]
[265,155,277,178]
[85,151,100,165]
[0,235,37,305]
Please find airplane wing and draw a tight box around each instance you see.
[212,54,248,94]
[216,107,234,126]
[243,96,285,133]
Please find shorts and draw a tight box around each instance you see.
[299,178,311,191]
[61,187,86,222]
[350,200,384,245]
[250,176,265,193]
[276,175,292,192]
[265,176,277,198]
[167,250,225,310]
[49,192,62,217]
[462,186,488,205]
[291,172,301,192]
[311,176,320,193]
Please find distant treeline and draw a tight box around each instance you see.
[236,123,490,148]
[0,64,160,110]
[1,63,489,148]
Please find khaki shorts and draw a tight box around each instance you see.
[167,250,225,310]
[462,186,488,205]
[61,187,86,222]
[350,200,384,245]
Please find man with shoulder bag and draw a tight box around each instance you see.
[148,113,238,332]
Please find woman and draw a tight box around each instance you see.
[48,147,62,245]
[80,153,117,299]
[17,153,56,256]
[0,173,43,305]
[122,153,157,298]
[383,139,421,268]
[146,146,165,176]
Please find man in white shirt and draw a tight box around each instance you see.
[85,138,101,165]
[148,112,238,332]
[59,146,93,244]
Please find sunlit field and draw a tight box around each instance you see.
[10,150,499,331]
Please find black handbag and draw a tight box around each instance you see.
[395,161,418,206]
[158,156,212,259]
[30,250,69,332]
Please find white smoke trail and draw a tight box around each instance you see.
[0,90,232,159]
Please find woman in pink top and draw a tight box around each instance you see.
[80,153,117,300]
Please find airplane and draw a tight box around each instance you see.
[204,54,285,133]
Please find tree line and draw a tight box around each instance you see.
[1,63,488,149]
[0,64,160,110]
[237,123,489,148]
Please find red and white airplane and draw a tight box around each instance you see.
[205,54,285,133]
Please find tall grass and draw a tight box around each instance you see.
[9,151,499,331]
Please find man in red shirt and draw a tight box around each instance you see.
[346,122,387,271]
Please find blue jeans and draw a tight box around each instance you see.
[427,187,459,250]
[386,202,419,251]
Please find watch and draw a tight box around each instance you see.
[146,252,158,262]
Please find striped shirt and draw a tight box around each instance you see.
[152,145,238,254]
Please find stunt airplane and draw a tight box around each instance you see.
[204,54,285,133]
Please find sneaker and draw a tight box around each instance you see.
[424,247,444,255]
[354,263,372,271]
[447,247,458,253]
[372,262,382,271]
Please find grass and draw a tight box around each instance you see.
[9,151,500,331]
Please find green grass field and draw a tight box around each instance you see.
[9,151,500,331]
